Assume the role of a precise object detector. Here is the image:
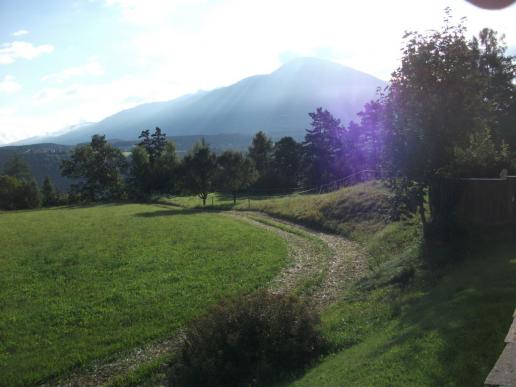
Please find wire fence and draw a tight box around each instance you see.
[167,169,379,208]
[244,169,378,199]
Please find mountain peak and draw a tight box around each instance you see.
[22,60,386,145]
[275,57,381,81]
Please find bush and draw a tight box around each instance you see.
[169,291,326,387]
[0,175,41,210]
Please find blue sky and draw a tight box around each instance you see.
[0,0,515,144]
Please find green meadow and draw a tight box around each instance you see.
[0,204,288,386]
[2,183,515,386]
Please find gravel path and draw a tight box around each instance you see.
[225,211,368,308]
[45,210,368,386]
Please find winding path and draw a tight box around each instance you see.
[225,211,368,308]
[44,210,368,386]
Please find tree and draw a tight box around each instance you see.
[41,176,58,206]
[303,108,345,187]
[381,11,516,228]
[181,139,217,206]
[129,128,178,198]
[248,131,273,174]
[60,134,127,201]
[0,175,41,210]
[248,131,273,191]
[451,127,512,178]
[1,156,41,210]
[18,178,41,209]
[0,175,21,210]
[472,28,516,147]
[270,137,303,192]
[216,151,258,204]
[3,155,30,180]
[138,127,168,163]
[346,100,384,175]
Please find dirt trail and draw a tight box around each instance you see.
[46,210,368,386]
[225,211,368,307]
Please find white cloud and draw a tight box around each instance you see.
[42,59,104,82]
[0,41,54,65]
[12,29,29,37]
[0,74,182,144]
[0,75,22,93]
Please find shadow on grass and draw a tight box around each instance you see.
[133,207,206,218]
[364,233,516,386]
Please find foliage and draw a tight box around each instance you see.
[346,100,384,175]
[0,144,72,192]
[3,154,31,180]
[41,176,59,207]
[169,291,326,387]
[380,11,516,226]
[472,28,516,147]
[0,175,39,210]
[451,127,513,177]
[216,150,257,204]
[129,128,178,198]
[0,204,288,385]
[303,108,346,187]
[138,127,168,163]
[180,139,218,206]
[248,131,274,191]
[0,156,41,210]
[270,136,304,192]
[248,131,273,175]
[60,134,127,201]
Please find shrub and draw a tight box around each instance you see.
[0,175,41,210]
[169,291,326,386]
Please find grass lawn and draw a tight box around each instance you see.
[290,238,516,386]
[0,204,288,386]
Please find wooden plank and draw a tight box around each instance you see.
[485,343,516,386]
[505,319,516,343]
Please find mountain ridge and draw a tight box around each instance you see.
[14,57,386,146]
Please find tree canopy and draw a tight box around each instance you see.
[217,151,258,204]
[129,127,178,198]
[61,135,127,201]
[181,139,218,206]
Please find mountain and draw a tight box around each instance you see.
[28,58,386,145]
[11,122,95,146]
[0,143,72,191]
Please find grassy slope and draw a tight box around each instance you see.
[167,182,402,270]
[291,240,516,386]
[219,182,515,386]
[0,204,288,386]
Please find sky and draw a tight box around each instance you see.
[0,0,515,145]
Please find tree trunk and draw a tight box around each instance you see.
[419,203,428,236]
[233,192,237,205]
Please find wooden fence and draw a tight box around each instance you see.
[485,309,516,386]
[431,176,516,226]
